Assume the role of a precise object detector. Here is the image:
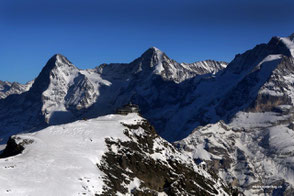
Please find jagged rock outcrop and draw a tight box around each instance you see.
[0,136,33,158]
[98,119,231,195]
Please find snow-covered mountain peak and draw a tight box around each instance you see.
[96,47,226,83]
[55,53,75,67]
[141,46,163,56]
[29,54,78,96]
[33,54,76,81]
[137,47,227,82]
[42,54,76,72]
[139,46,164,70]
[150,46,161,51]
[18,54,87,125]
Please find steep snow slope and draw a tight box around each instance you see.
[0,113,230,195]
[0,80,33,99]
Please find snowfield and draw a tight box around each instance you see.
[0,113,142,196]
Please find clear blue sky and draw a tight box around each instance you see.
[1,0,294,83]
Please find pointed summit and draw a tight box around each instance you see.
[126,47,166,75]
[150,46,162,53]
[42,54,75,71]
[140,47,164,59]
[29,54,78,95]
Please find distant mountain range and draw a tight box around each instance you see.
[0,47,227,142]
[0,80,33,99]
[1,33,294,195]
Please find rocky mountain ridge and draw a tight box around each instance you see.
[0,48,227,144]
[0,80,33,99]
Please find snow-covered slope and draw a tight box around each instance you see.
[0,113,230,195]
[0,80,33,99]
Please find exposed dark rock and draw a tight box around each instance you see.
[0,137,33,158]
[248,94,292,113]
[97,121,229,195]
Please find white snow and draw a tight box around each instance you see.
[42,55,80,123]
[280,37,294,57]
[0,113,142,196]
[80,69,111,90]
[254,54,282,71]
[126,177,141,193]
[181,60,227,74]
[192,143,212,161]
[230,111,288,129]
[152,47,164,74]
[41,56,112,125]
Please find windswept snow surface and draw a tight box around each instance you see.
[0,113,142,196]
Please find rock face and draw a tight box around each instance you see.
[98,119,230,196]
